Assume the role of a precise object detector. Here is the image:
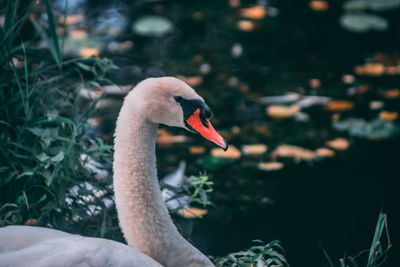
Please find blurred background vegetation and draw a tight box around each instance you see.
[1,0,399,266]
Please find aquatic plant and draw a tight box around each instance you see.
[212,240,288,267]
[321,212,391,267]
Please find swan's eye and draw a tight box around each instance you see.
[174,96,183,103]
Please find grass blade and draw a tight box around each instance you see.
[44,0,62,67]
[347,256,359,267]
[367,212,386,266]
[319,242,335,267]
[60,0,69,54]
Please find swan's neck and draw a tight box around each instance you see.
[113,95,213,267]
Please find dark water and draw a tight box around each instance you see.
[59,0,400,265]
[194,139,400,266]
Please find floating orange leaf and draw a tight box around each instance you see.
[239,6,266,19]
[379,111,398,121]
[332,113,341,121]
[157,135,189,145]
[237,20,256,31]
[230,0,241,8]
[193,55,203,64]
[316,148,335,157]
[25,218,37,226]
[178,208,208,218]
[325,100,355,112]
[266,105,300,118]
[157,128,172,137]
[272,144,316,161]
[242,144,267,156]
[342,74,355,84]
[310,0,329,11]
[258,162,284,171]
[211,145,241,159]
[58,13,84,25]
[189,146,206,155]
[369,101,384,110]
[382,88,400,99]
[354,63,385,76]
[178,76,203,87]
[384,66,399,75]
[157,129,189,145]
[80,48,99,58]
[326,138,349,151]
[309,78,321,89]
[192,12,204,21]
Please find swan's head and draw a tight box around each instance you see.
[134,77,228,150]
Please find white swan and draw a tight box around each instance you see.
[0,77,227,267]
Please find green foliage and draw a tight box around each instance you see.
[184,173,214,208]
[321,212,391,267]
[0,0,119,238]
[212,240,288,267]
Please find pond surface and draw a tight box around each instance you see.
[56,0,400,265]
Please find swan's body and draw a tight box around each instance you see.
[0,226,161,267]
[0,77,227,267]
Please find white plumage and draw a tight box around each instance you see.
[0,226,161,267]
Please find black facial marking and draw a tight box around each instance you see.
[174,96,183,103]
[178,98,213,129]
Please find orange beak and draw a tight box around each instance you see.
[186,109,228,151]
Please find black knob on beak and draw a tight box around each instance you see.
[200,102,213,119]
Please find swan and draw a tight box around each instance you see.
[0,77,227,267]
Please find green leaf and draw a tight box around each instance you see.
[75,62,92,71]
[16,171,34,179]
[51,151,64,163]
[38,194,47,204]
[37,153,50,162]
[367,212,386,266]
[347,256,359,267]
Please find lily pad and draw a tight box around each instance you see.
[333,118,400,139]
[344,0,400,11]
[132,16,173,37]
[340,13,388,33]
